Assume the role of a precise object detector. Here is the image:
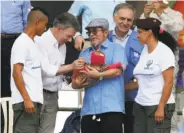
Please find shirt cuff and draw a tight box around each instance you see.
[73,32,81,39]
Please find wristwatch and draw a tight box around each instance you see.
[99,72,104,81]
[132,78,137,83]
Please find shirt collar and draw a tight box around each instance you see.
[89,39,109,51]
[47,29,59,48]
[112,28,132,40]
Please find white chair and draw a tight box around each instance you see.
[0,97,13,133]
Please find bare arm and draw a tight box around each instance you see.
[158,67,174,109]
[154,67,174,122]
[82,66,122,79]
[56,64,74,76]
[72,66,122,89]
[125,81,138,91]
[13,63,35,113]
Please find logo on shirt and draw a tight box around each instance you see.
[144,60,153,70]
[32,66,41,69]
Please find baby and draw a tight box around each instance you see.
[73,51,124,88]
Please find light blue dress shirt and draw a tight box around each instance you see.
[1,0,31,34]
[108,30,144,101]
[79,39,127,116]
[68,0,125,39]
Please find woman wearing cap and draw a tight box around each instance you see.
[132,18,177,133]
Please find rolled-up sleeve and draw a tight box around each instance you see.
[68,1,84,17]
[35,37,59,77]
[41,58,59,77]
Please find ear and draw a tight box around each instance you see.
[147,29,153,35]
[113,15,116,22]
[104,30,109,37]
[35,17,40,25]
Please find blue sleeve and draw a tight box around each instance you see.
[113,45,128,69]
[68,1,84,17]
[22,0,31,29]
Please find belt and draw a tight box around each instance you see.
[1,33,20,39]
[43,89,57,93]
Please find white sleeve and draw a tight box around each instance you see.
[11,41,28,65]
[160,48,175,72]
[35,37,59,77]
[68,1,84,17]
[159,9,184,33]
[140,13,146,19]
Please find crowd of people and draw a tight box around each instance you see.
[1,0,184,133]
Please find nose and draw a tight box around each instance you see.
[122,19,129,25]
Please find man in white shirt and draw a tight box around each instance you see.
[34,13,84,133]
[11,7,48,133]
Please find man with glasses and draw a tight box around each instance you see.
[72,18,127,133]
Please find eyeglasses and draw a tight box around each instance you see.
[86,29,103,36]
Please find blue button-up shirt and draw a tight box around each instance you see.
[79,39,127,116]
[68,0,125,39]
[1,0,31,34]
[108,30,144,101]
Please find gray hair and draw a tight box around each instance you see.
[113,3,135,16]
[53,12,80,31]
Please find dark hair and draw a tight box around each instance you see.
[159,30,177,53]
[53,12,80,31]
[113,3,135,16]
[31,7,49,18]
[138,26,177,53]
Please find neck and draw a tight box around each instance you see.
[24,25,36,40]
[115,27,129,38]
[50,28,57,40]
[146,37,158,53]
[92,38,107,50]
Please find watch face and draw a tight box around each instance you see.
[133,78,137,82]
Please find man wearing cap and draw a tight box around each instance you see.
[72,18,127,133]
[108,3,143,133]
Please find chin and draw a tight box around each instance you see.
[120,28,129,33]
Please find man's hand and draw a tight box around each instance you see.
[72,58,85,70]
[81,65,101,80]
[24,99,35,113]
[154,106,165,123]
[144,3,154,18]
[153,2,164,16]
[74,35,85,51]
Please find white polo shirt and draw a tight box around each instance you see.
[11,33,43,104]
[34,29,66,92]
[133,41,175,106]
